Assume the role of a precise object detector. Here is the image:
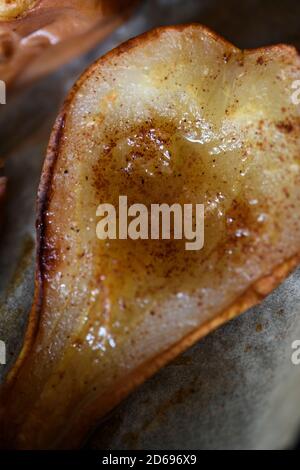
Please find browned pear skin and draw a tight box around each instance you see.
[1,25,300,449]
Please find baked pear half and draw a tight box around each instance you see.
[1,24,300,449]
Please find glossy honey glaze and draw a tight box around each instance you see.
[86,114,265,334]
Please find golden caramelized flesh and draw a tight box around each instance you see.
[1,25,300,449]
[0,0,36,20]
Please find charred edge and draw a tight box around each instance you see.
[0,112,66,400]
[35,112,66,328]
